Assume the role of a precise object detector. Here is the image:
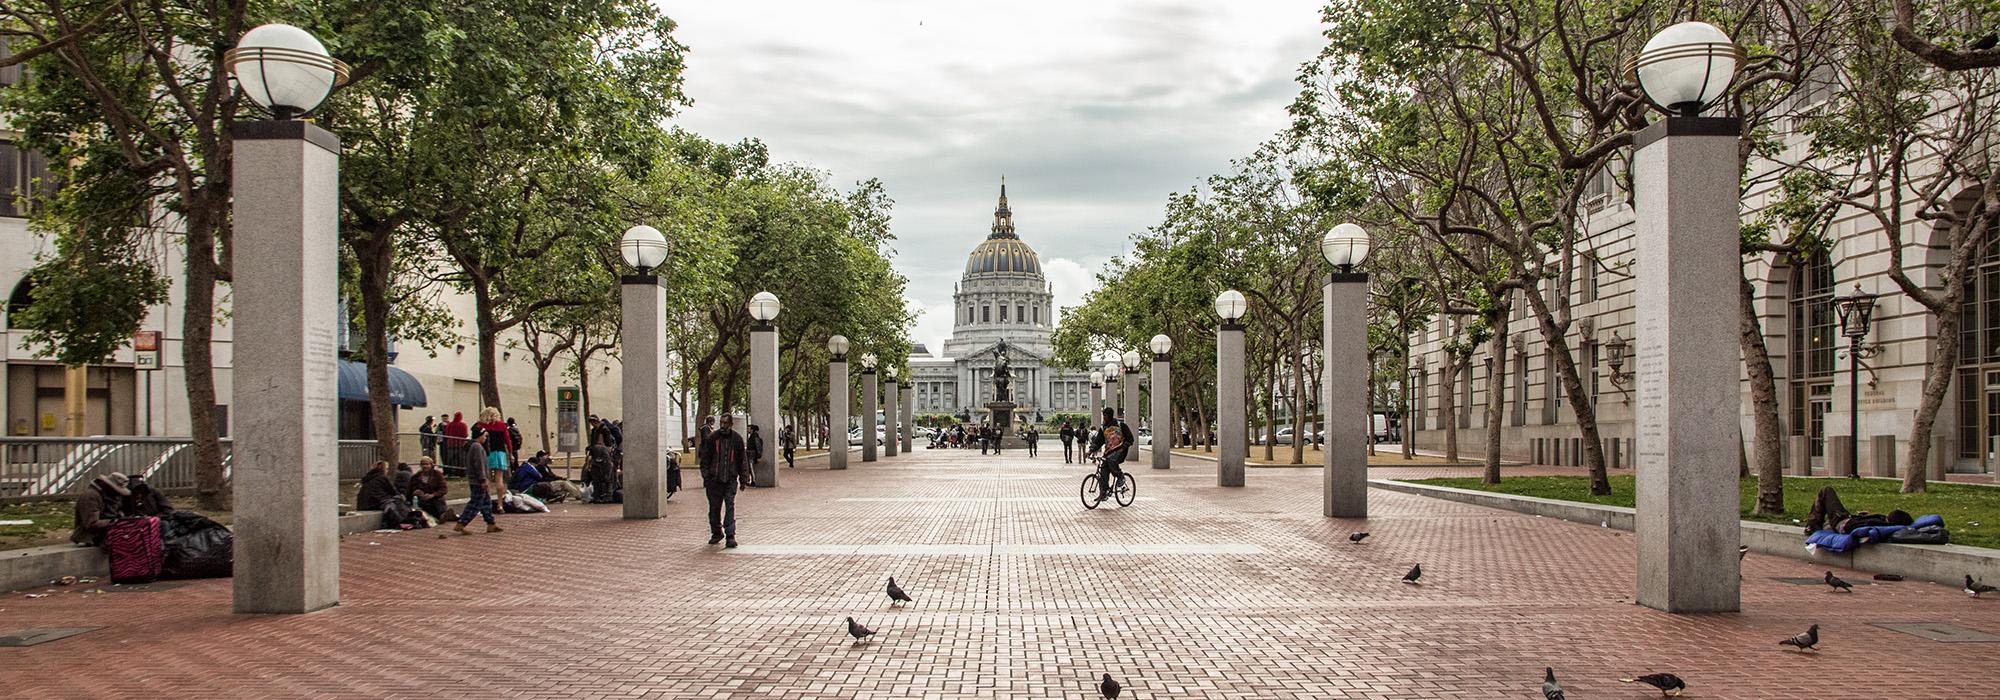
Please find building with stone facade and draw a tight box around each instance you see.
[1404,136,1997,479]
[908,183,1097,423]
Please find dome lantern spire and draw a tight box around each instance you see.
[990,176,1016,239]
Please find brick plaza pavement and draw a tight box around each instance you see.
[6,446,2000,698]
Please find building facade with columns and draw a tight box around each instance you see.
[909,183,1096,424]
[1403,135,1995,478]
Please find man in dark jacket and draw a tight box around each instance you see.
[1060,422,1076,463]
[71,472,130,546]
[702,415,748,547]
[419,416,439,461]
[356,461,400,511]
[1090,407,1136,503]
[454,434,501,534]
[781,424,797,469]
[408,458,449,520]
[744,424,764,489]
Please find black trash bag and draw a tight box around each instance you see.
[379,498,414,530]
[158,511,233,580]
[1888,524,1950,545]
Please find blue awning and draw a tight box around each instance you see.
[336,360,429,407]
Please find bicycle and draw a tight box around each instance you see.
[1080,469,1136,509]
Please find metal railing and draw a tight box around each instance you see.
[0,436,430,497]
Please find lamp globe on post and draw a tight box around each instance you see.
[1632,21,1741,117]
[828,334,850,359]
[225,24,351,120]
[1103,361,1121,379]
[748,291,781,323]
[1090,370,1104,386]
[1150,334,1173,357]
[1215,290,1248,324]
[861,352,878,370]
[1321,223,1372,273]
[620,225,668,275]
[1121,350,1141,371]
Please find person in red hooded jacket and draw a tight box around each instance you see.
[442,412,469,472]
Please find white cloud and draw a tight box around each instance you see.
[663,0,1325,344]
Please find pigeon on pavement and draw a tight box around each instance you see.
[1621,673,1687,696]
[1100,672,1122,698]
[1349,532,1370,543]
[1824,571,1853,592]
[886,577,913,605]
[1402,564,1422,585]
[1967,575,2000,598]
[845,616,876,643]
[1542,667,1565,700]
[1779,624,1820,651]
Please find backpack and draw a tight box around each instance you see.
[107,516,164,584]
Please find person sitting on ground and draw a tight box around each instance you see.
[392,461,414,497]
[408,457,449,520]
[126,475,174,516]
[72,472,130,546]
[511,452,556,493]
[356,460,400,511]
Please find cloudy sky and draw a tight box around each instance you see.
[664,0,1328,354]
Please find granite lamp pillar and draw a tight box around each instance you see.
[1089,371,1105,434]
[860,353,879,462]
[618,224,671,519]
[827,335,850,470]
[883,366,901,457]
[1321,223,1371,518]
[1216,289,1249,487]
[1103,362,1123,420]
[901,384,915,452]
[748,291,782,487]
[1150,334,1173,469]
[1629,21,1744,614]
[1120,350,1142,431]
[225,23,350,614]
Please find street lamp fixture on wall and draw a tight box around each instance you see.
[225,23,351,120]
[1605,330,1635,400]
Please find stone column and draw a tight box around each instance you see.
[1325,273,1369,518]
[1828,439,1856,479]
[1089,381,1103,429]
[619,274,668,518]
[828,357,849,470]
[884,379,900,457]
[901,384,915,452]
[1869,435,1897,478]
[861,370,878,462]
[1218,321,1247,487]
[230,120,341,614]
[1122,370,1141,427]
[1631,116,1742,613]
[750,322,779,487]
[1786,435,1811,476]
[1151,355,1172,469]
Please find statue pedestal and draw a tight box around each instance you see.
[984,400,1030,450]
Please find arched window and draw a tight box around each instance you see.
[1787,251,1836,462]
[6,276,33,329]
[1957,231,2000,468]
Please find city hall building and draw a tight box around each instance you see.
[908,183,1097,423]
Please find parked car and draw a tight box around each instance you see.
[1135,429,1152,446]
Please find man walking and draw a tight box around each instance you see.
[442,412,469,472]
[744,424,764,488]
[1059,421,1075,463]
[1026,425,1039,457]
[781,424,797,469]
[701,415,748,548]
[419,415,439,462]
[455,430,502,534]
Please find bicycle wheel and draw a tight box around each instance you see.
[1080,474,1103,510]
[1114,473,1137,507]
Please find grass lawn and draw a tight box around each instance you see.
[1171,447,1477,466]
[1403,474,2000,550]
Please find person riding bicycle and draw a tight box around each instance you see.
[1089,407,1135,503]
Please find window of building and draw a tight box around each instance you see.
[1543,349,1560,425]
[966,306,974,324]
[1787,251,1836,460]
[1580,254,1599,304]
[1458,362,1473,428]
[1016,304,1024,324]
[1033,305,1040,325]
[1414,366,1428,431]
[1958,228,2000,465]
[982,305,990,323]
[0,141,53,219]
[999,304,1008,323]
[1584,340,1601,405]
[6,277,34,329]
[1512,351,1527,426]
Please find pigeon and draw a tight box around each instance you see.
[1402,564,1422,585]
[1621,673,1688,696]
[845,616,876,643]
[1779,623,1820,650]
[886,577,913,605]
[1349,532,1370,543]
[1542,667,1565,700]
[1824,571,1853,592]
[1100,673,1122,698]
[1975,33,1998,50]
[1967,575,2000,598]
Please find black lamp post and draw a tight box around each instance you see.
[1605,330,1634,401]
[1834,284,1880,479]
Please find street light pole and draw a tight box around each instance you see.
[1628,20,1745,613]
[748,292,781,487]
[1835,284,1879,479]
[1150,335,1173,469]
[860,353,878,463]
[618,225,670,519]
[828,335,850,470]
[1216,290,1248,486]
[226,23,349,615]
[1322,224,1371,518]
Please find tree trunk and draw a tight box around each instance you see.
[1441,356,1459,463]
[1483,317,1510,484]
[1904,295,1965,493]
[472,282,503,411]
[1545,333,1612,495]
[1740,277,1786,513]
[356,225,400,466]
[1262,358,1277,462]
[1291,339,1306,465]
[183,209,229,510]
[533,358,553,453]
[1366,352,1379,457]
